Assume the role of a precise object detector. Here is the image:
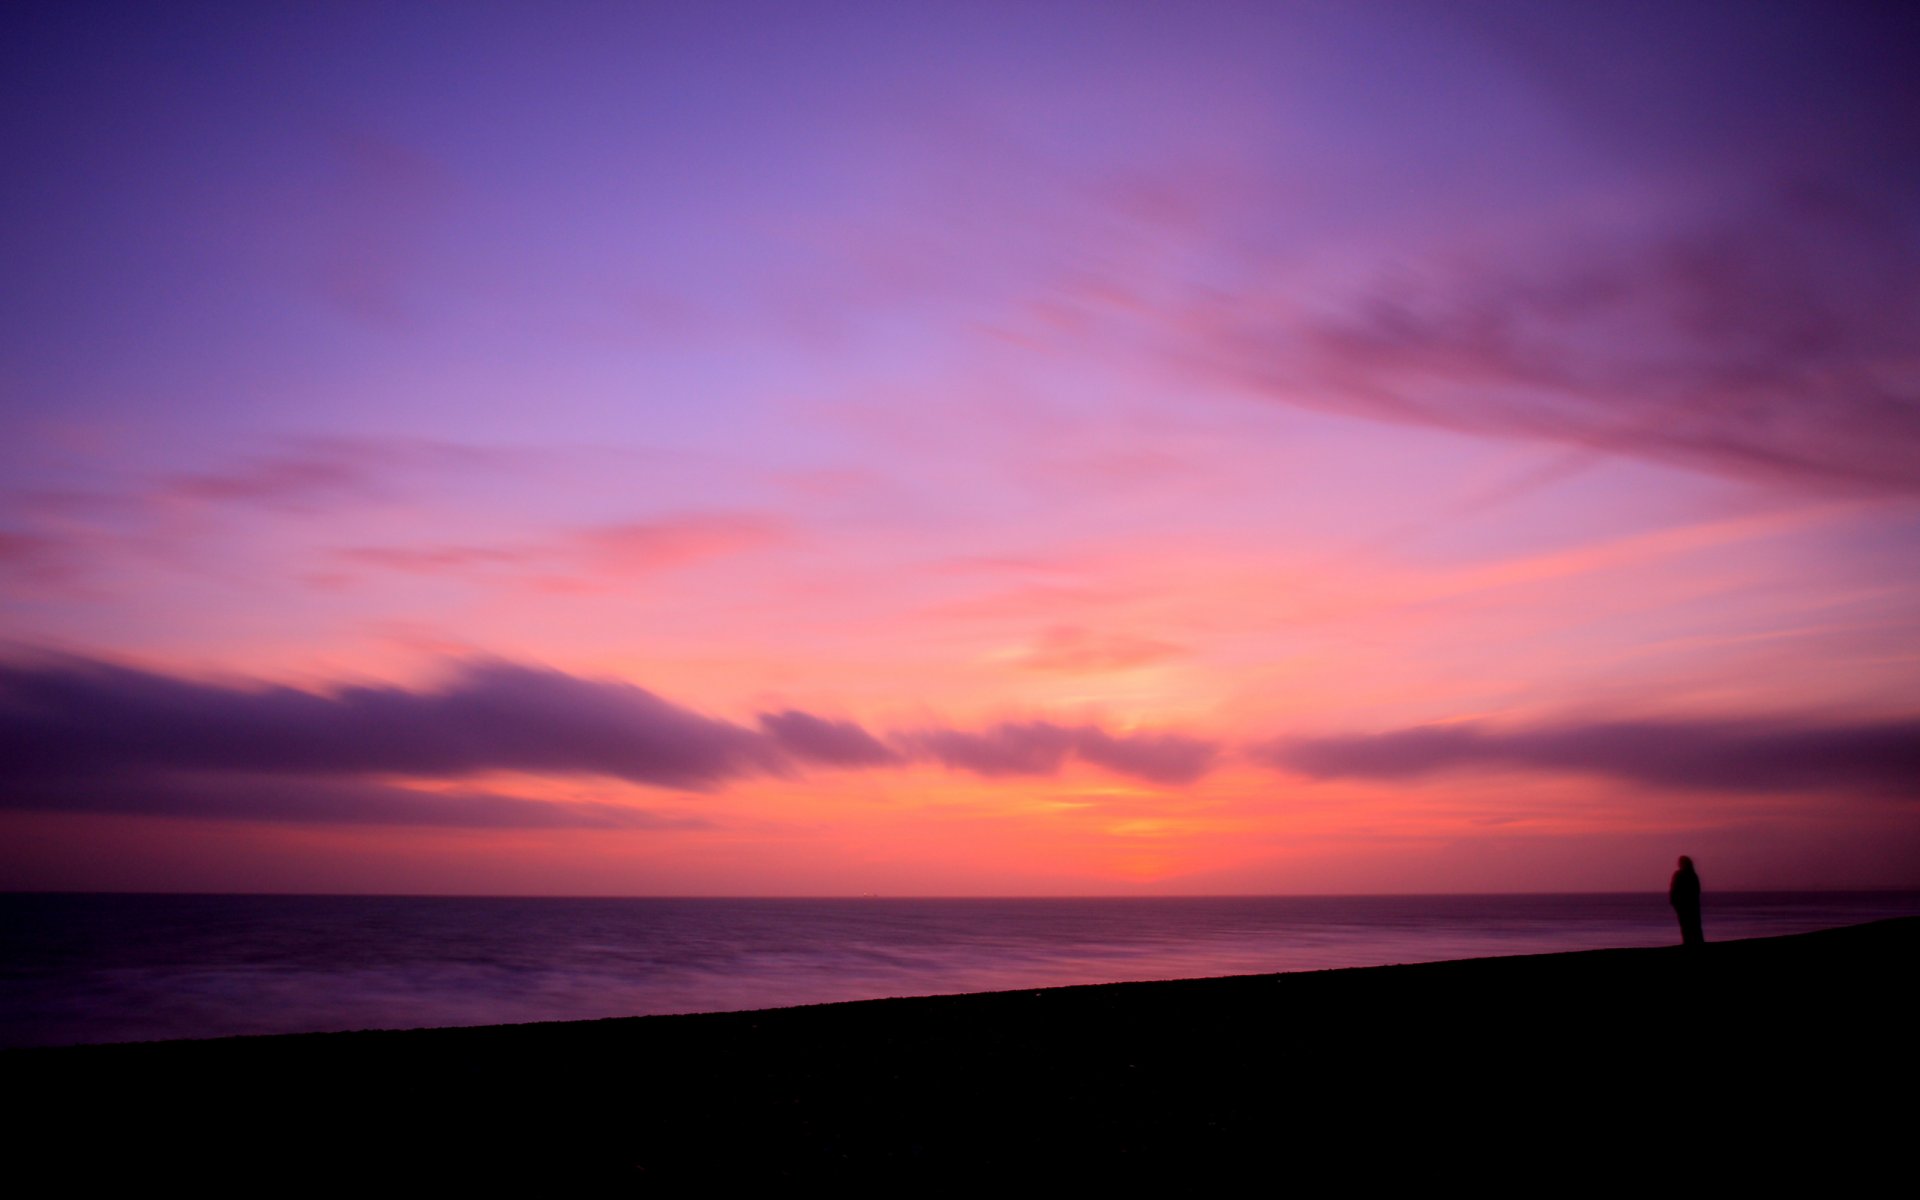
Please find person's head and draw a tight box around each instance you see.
[1678,855,1694,870]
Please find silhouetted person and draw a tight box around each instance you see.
[1669,855,1703,947]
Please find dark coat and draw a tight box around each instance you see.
[1670,866,1701,910]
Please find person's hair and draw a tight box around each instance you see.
[1678,855,1693,869]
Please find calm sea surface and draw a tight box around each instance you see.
[5,891,1918,1049]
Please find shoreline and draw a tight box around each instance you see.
[14,917,1914,1184]
[15,888,1920,1051]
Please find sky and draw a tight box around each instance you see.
[2,0,1916,896]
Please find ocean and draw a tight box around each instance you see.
[5,891,1918,1049]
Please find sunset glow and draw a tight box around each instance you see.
[3,1,1916,894]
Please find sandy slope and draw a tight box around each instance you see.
[12,918,1913,1187]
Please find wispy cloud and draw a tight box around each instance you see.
[336,544,532,574]
[133,436,507,519]
[335,511,789,589]
[583,513,787,574]
[1168,171,1920,498]
[0,530,76,589]
[163,448,382,510]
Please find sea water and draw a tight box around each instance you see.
[4,891,1918,1049]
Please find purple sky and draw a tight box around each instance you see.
[3,2,1916,895]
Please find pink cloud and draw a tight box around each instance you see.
[0,530,76,589]
[1019,625,1186,674]
[338,545,532,575]
[583,513,787,574]
[329,510,786,592]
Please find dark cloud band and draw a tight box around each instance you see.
[0,657,1220,827]
[0,657,778,790]
[1262,718,1920,797]
[902,722,1216,787]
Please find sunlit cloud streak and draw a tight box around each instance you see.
[338,544,531,575]
[1017,626,1186,674]
[1263,718,1920,798]
[583,513,788,575]
[335,513,784,585]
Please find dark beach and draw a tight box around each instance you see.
[13,918,1913,1187]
